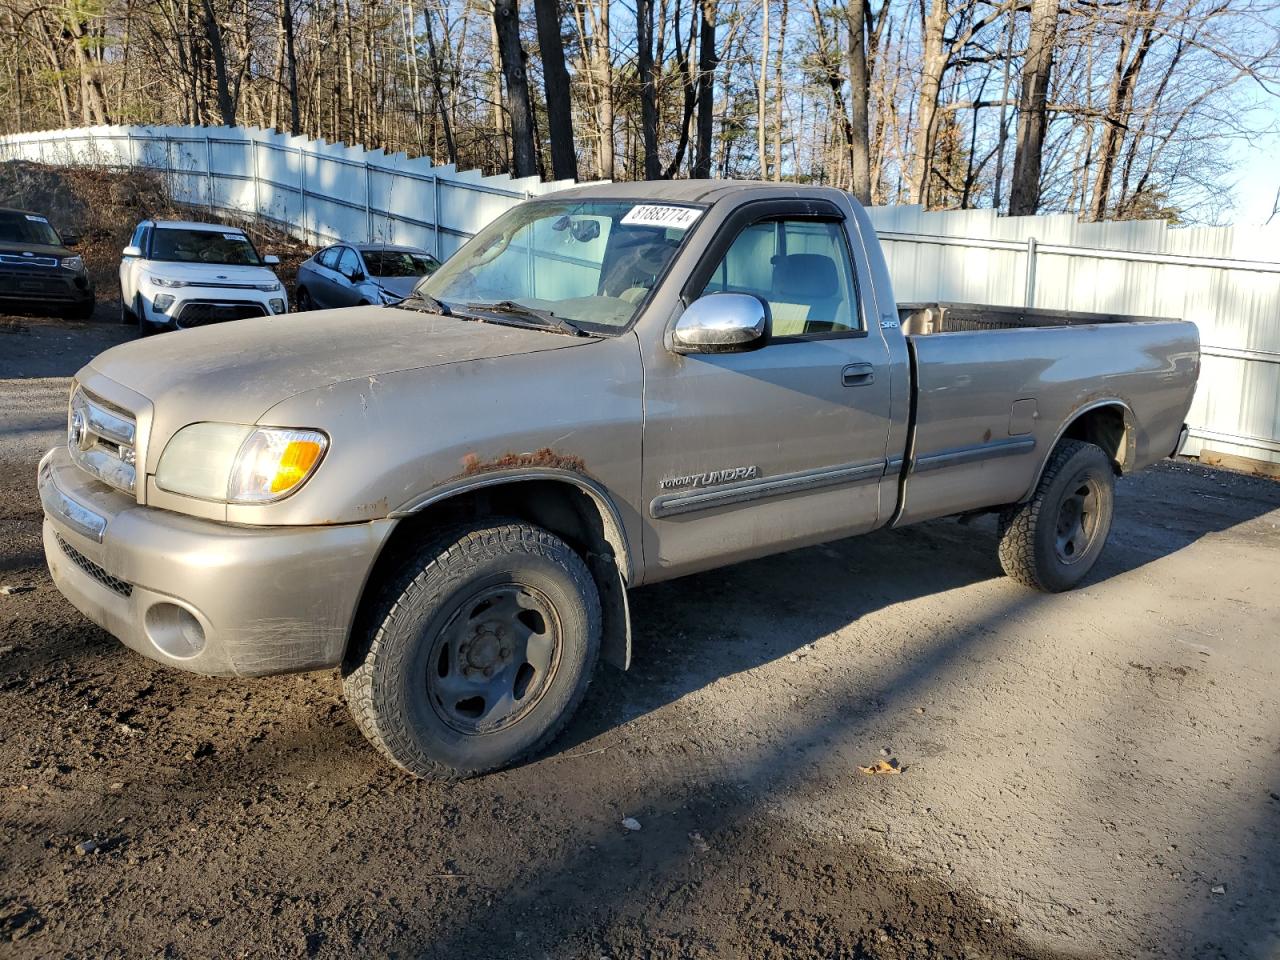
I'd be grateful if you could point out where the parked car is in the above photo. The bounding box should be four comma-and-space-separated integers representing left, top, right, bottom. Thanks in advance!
119, 220, 286, 334
0, 206, 94, 319
40, 181, 1199, 780
295, 242, 440, 309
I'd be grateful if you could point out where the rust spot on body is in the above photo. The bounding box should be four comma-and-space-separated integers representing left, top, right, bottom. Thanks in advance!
460, 447, 588, 478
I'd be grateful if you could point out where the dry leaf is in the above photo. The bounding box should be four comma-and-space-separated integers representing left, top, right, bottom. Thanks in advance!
857, 759, 902, 776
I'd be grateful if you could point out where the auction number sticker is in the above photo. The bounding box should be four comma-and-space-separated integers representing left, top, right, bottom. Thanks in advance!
223, 233, 247, 241
620, 204, 702, 230
25, 214, 49, 223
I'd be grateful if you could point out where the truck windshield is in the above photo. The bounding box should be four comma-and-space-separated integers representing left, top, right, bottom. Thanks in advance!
0, 210, 62, 247
414, 199, 705, 333
149, 228, 263, 266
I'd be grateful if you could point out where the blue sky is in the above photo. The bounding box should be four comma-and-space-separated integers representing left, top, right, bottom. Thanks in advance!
1228, 128, 1280, 225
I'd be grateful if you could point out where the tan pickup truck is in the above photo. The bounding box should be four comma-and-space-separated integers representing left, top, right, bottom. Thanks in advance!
39, 181, 1199, 778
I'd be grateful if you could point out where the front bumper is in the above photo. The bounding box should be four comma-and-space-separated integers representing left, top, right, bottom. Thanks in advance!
0, 269, 94, 305
38, 446, 395, 677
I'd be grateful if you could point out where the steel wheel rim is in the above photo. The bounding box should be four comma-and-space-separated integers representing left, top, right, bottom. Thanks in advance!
1054, 473, 1102, 565
426, 582, 562, 736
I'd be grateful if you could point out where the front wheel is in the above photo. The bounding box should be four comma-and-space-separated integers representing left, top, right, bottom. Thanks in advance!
997, 439, 1116, 592
343, 521, 601, 779
295, 286, 313, 311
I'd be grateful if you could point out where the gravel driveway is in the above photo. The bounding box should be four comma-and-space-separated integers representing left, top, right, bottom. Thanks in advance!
2, 315, 1278, 959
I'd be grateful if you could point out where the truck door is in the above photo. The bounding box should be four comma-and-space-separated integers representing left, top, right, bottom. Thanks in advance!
639, 198, 895, 580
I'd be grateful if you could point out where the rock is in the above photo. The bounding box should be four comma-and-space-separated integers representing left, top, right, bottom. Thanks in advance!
879, 747, 891, 757
1, 584, 35, 596
1211, 884, 1226, 895
689, 831, 710, 852
786, 654, 800, 662
75, 839, 99, 856
621, 817, 642, 832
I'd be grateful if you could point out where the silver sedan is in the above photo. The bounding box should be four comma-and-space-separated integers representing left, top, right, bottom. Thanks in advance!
295, 243, 441, 310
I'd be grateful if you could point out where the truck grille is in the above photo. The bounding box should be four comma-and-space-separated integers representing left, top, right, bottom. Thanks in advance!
56, 533, 133, 597
0, 269, 75, 299
174, 300, 267, 328
68, 387, 137, 496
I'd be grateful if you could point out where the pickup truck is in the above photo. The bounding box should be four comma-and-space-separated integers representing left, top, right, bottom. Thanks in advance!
38, 181, 1199, 780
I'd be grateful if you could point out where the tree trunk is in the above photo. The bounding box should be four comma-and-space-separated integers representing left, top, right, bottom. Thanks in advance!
637, 0, 661, 178
693, 0, 718, 178
493, 0, 538, 177
200, 0, 236, 125
845, 0, 871, 202
772, 0, 787, 180
281, 0, 301, 134
533, 0, 578, 179
422, 3, 459, 164
1008, 0, 1057, 215
909, 0, 947, 206
757, 0, 769, 176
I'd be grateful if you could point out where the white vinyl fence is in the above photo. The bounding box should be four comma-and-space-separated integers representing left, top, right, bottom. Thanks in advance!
0, 124, 582, 260
2, 124, 1278, 468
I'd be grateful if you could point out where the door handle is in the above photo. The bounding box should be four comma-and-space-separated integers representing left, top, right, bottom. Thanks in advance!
842, 363, 875, 387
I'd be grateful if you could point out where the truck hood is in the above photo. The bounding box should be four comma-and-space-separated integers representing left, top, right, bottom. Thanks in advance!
142, 261, 279, 285
80, 305, 595, 465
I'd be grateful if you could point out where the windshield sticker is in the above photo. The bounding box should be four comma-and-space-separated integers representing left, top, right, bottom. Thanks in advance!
620, 205, 702, 230
223, 233, 247, 241
25, 214, 49, 223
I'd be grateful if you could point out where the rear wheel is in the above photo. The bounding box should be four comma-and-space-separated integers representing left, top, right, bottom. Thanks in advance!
343, 521, 601, 779
997, 439, 1115, 592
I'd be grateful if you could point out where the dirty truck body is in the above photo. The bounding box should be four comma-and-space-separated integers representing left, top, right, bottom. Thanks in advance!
39, 181, 1199, 778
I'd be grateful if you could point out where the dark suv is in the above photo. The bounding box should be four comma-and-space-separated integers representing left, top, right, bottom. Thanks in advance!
0, 207, 95, 319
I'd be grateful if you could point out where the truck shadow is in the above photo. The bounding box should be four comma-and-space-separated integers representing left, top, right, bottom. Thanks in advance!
562, 459, 1280, 753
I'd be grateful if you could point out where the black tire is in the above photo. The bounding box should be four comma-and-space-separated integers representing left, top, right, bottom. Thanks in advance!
343, 521, 601, 779
296, 286, 313, 311
997, 439, 1116, 592
135, 295, 155, 337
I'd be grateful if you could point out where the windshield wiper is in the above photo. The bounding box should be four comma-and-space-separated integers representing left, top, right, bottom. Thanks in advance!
396, 289, 452, 316
461, 300, 588, 337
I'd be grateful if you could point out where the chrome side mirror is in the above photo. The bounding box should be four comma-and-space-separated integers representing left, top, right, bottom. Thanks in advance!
263, 254, 280, 265
671, 293, 769, 354
122, 245, 142, 258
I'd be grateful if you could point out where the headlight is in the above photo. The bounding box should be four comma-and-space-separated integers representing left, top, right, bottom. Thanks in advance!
255, 280, 282, 292
149, 275, 187, 288
156, 424, 328, 503
61, 255, 84, 272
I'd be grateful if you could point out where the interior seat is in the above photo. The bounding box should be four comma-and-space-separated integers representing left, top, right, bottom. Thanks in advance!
769, 253, 842, 335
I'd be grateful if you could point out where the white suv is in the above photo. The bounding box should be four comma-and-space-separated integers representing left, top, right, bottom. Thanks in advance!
120, 220, 286, 334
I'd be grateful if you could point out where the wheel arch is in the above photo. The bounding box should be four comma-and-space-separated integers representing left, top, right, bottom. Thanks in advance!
350, 469, 634, 670
1022, 399, 1136, 501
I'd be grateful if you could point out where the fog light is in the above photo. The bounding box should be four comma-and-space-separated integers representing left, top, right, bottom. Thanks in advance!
144, 602, 206, 659
153, 294, 175, 312
269, 298, 286, 314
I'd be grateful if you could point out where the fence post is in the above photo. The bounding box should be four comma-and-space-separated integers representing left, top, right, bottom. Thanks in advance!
299, 146, 308, 244
364, 160, 372, 243
1024, 236, 1038, 308
251, 137, 261, 220
205, 133, 215, 215
432, 173, 441, 258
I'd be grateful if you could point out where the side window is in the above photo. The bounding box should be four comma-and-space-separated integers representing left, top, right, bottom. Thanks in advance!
317, 247, 340, 270
337, 247, 361, 279
700, 219, 862, 337
139, 226, 152, 257
130, 224, 145, 247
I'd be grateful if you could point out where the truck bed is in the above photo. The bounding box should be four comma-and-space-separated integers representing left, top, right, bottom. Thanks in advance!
891, 302, 1200, 526
898, 301, 1175, 335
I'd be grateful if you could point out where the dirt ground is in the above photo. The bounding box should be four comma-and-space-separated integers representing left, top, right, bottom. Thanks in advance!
1, 314, 1278, 960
